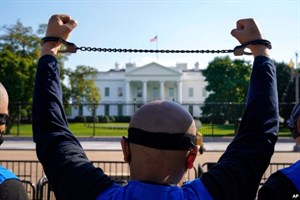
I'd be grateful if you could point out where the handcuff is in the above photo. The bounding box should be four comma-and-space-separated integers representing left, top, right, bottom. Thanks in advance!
41, 36, 272, 56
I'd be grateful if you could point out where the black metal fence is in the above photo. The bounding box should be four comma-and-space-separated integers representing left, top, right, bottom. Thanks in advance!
0, 160, 293, 200
7, 102, 296, 137
0, 160, 198, 200
201, 162, 294, 186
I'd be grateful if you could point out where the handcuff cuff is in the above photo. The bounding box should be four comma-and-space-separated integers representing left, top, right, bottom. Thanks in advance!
41, 36, 272, 56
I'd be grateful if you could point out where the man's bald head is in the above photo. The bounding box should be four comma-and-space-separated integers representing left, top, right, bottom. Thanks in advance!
129, 100, 196, 135
123, 100, 199, 184
0, 83, 8, 145
0, 83, 8, 114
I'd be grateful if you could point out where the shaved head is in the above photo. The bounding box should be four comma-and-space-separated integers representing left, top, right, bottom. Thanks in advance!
0, 83, 8, 114
124, 100, 199, 184
129, 100, 196, 135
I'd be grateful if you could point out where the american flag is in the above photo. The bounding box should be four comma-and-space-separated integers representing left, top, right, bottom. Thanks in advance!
149, 35, 157, 42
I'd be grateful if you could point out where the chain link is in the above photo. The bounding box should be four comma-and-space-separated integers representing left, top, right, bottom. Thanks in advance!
76, 46, 234, 54
43, 36, 271, 56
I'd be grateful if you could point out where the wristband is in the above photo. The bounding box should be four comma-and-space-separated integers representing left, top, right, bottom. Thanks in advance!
41, 36, 66, 45
41, 36, 77, 53
246, 39, 272, 49
233, 39, 272, 56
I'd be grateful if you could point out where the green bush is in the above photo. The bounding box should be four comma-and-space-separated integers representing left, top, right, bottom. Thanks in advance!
114, 116, 131, 122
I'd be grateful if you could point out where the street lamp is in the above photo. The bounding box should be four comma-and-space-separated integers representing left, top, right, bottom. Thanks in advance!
288, 52, 300, 103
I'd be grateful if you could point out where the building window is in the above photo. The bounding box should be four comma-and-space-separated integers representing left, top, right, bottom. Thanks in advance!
188, 88, 194, 97
137, 87, 142, 97
118, 87, 123, 97
105, 87, 110, 97
117, 104, 123, 116
153, 87, 158, 98
168, 88, 174, 97
104, 105, 110, 116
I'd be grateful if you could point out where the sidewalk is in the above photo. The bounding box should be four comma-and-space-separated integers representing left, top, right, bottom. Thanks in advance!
2, 135, 295, 142
1, 136, 297, 152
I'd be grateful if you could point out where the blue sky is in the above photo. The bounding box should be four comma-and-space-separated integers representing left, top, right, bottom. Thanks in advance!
1, 0, 299, 71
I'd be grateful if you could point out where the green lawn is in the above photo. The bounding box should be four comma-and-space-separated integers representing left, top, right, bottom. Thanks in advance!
8, 122, 291, 137
9, 123, 128, 137
199, 124, 291, 137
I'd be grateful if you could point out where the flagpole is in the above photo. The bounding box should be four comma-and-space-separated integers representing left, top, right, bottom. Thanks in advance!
150, 35, 158, 61
156, 35, 158, 60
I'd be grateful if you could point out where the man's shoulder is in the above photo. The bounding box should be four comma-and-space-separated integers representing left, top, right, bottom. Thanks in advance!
0, 166, 19, 184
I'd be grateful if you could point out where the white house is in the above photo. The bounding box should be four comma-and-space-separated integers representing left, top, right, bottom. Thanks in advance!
70, 62, 209, 118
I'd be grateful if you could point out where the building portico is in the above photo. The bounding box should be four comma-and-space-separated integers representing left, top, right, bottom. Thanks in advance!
125, 62, 182, 104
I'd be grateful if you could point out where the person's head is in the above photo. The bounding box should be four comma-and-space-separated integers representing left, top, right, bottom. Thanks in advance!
121, 100, 198, 185
0, 82, 9, 145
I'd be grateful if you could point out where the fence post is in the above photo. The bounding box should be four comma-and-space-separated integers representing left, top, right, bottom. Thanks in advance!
17, 101, 21, 136
93, 103, 96, 137
211, 103, 214, 137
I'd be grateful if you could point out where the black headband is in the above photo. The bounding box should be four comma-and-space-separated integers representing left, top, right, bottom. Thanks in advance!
127, 128, 196, 150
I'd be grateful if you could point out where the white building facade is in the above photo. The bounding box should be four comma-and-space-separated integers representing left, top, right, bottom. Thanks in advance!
70, 62, 209, 118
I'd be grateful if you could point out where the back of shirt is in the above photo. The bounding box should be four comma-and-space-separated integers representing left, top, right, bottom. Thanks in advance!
97, 179, 212, 200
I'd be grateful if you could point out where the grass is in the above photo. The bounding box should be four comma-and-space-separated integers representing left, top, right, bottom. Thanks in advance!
8, 122, 292, 137
200, 123, 291, 137
9, 123, 128, 137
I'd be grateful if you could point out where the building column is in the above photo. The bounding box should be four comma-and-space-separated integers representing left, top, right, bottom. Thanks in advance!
125, 81, 130, 115
143, 81, 147, 103
160, 81, 165, 100
126, 81, 130, 103
177, 81, 182, 103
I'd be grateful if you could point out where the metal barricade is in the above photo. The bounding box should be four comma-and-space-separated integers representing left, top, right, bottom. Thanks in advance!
92, 161, 130, 183
0, 160, 44, 186
1, 160, 44, 199
201, 162, 293, 185
36, 176, 54, 200
260, 162, 293, 185
3, 160, 292, 199
22, 180, 36, 200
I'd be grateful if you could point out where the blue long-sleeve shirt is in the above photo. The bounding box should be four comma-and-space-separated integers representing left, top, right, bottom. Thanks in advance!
33, 55, 278, 200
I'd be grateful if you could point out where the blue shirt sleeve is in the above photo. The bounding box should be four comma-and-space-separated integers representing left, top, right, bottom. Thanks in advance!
201, 56, 279, 200
32, 55, 114, 200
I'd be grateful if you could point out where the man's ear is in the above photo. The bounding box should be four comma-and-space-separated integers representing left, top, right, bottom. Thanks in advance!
186, 146, 199, 169
121, 137, 131, 163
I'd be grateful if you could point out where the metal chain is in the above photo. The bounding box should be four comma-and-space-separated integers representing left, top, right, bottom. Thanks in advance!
76, 46, 234, 54
42, 36, 271, 56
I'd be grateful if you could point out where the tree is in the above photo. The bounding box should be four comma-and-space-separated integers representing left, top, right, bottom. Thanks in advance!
0, 20, 70, 134
275, 61, 298, 122
0, 20, 40, 133
201, 56, 252, 123
275, 61, 293, 102
67, 65, 100, 116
